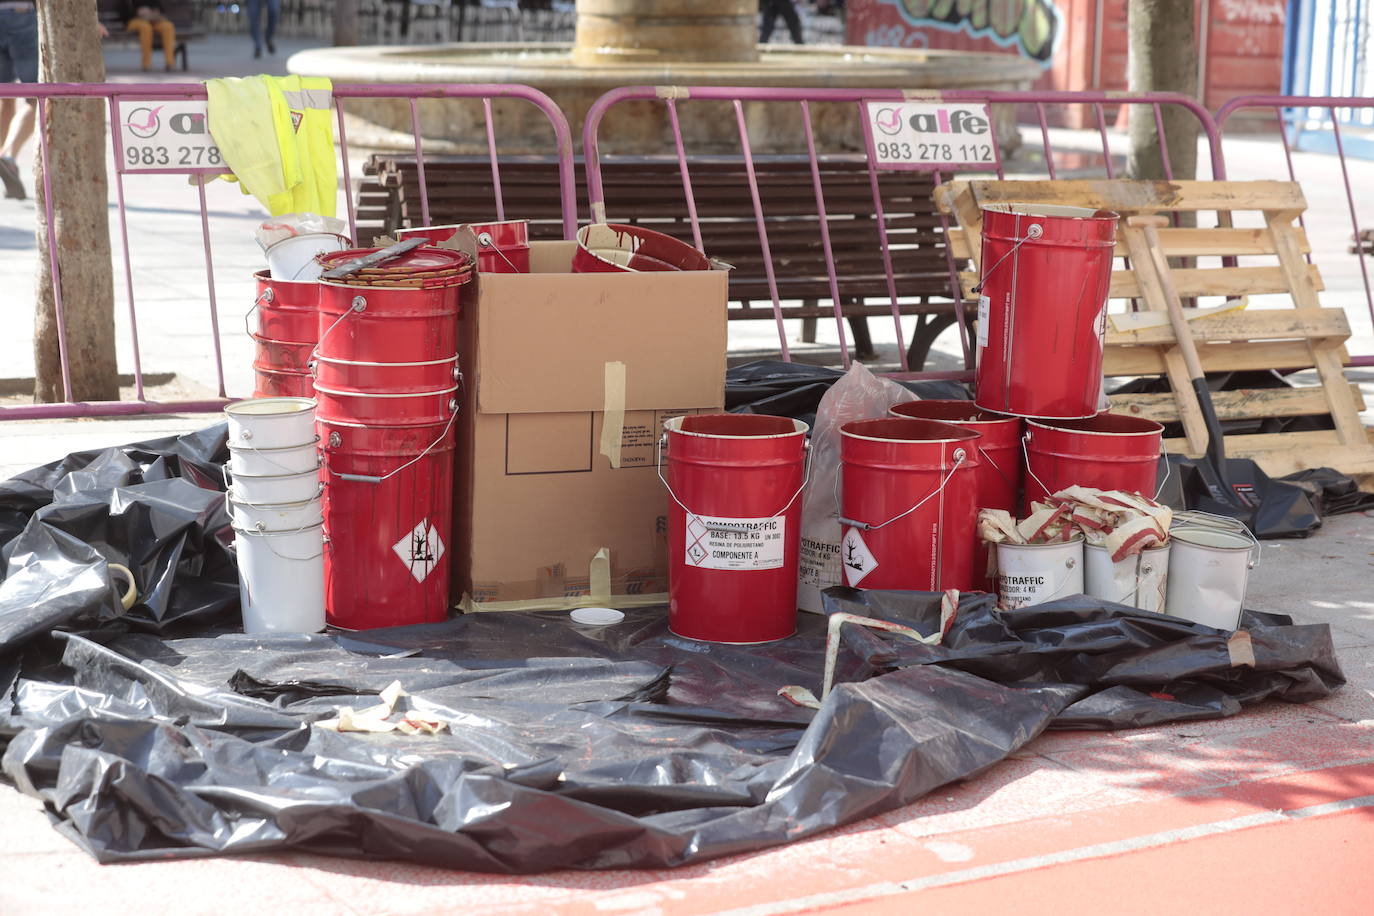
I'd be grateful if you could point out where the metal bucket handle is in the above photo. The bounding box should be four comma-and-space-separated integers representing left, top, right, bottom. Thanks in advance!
1020, 430, 1172, 503
1171, 510, 1261, 568
477, 231, 520, 272
244, 288, 273, 338
223, 479, 324, 509
328, 406, 459, 485
971, 222, 1043, 295
227, 435, 321, 476
236, 523, 327, 561
836, 448, 968, 532
656, 434, 812, 528
311, 295, 367, 363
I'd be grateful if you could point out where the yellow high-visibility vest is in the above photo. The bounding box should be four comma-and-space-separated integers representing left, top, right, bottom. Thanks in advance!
205, 75, 337, 218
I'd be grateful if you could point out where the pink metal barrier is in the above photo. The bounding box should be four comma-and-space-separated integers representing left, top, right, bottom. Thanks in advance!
0, 82, 575, 421
583, 87, 1223, 379
1215, 95, 1374, 367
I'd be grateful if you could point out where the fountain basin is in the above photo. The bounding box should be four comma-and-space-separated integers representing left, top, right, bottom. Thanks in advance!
289, 43, 1040, 155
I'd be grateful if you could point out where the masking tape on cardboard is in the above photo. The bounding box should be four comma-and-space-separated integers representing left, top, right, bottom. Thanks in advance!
1227, 629, 1256, 668
599, 360, 628, 469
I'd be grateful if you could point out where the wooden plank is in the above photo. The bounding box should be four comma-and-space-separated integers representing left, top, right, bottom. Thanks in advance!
1109, 384, 1364, 424
947, 226, 1311, 260
1105, 307, 1351, 347
1103, 340, 1348, 375
1119, 223, 1209, 454
1161, 429, 1374, 477
965, 179, 1307, 215
957, 264, 1328, 300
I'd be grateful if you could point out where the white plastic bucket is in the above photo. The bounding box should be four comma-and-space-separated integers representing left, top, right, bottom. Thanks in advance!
224, 397, 318, 449
1085, 543, 1170, 614
1165, 519, 1258, 631
226, 468, 322, 505
227, 492, 323, 531
228, 439, 320, 476
233, 523, 325, 633
996, 536, 1084, 610
266, 232, 349, 282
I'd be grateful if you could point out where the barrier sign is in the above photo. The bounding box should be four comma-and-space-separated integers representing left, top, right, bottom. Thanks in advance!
863, 101, 998, 170
115, 100, 223, 173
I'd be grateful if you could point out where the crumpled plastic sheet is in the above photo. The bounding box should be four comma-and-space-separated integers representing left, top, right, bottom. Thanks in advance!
0, 424, 1348, 872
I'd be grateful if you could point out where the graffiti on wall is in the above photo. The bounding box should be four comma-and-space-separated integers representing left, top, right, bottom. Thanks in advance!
863, 0, 1063, 64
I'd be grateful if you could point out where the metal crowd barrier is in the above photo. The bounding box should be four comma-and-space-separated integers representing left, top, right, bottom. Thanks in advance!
0, 81, 576, 420
1215, 95, 1374, 368
582, 87, 1222, 378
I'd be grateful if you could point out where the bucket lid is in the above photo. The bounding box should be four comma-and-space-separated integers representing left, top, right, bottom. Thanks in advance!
577, 223, 714, 272
224, 396, 317, 419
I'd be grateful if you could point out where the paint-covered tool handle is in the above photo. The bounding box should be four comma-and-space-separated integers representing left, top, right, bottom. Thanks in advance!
318, 237, 425, 280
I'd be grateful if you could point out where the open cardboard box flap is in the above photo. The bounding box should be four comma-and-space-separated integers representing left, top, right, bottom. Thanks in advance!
470, 240, 728, 415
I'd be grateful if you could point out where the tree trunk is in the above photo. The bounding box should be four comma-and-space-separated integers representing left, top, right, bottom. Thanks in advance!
1126, 0, 1199, 182
33, 0, 117, 403
334, 0, 360, 46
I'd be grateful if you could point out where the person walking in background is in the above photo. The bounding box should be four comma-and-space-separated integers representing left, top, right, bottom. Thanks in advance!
121, 2, 177, 72
246, 0, 280, 59
0, 0, 37, 200
760, 0, 804, 45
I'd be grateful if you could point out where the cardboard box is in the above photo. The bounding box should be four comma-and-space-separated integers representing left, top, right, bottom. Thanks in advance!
452, 238, 727, 611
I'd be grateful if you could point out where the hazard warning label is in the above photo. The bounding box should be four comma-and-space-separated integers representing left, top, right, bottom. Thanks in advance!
841, 527, 879, 586
685, 514, 785, 571
393, 519, 446, 583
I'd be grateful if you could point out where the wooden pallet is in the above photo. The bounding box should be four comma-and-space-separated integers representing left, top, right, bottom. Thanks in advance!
933, 179, 1374, 479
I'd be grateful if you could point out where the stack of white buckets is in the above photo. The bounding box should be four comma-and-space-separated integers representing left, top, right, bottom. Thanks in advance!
224, 397, 327, 633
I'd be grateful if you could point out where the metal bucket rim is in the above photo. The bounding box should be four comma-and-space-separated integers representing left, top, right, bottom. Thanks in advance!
1028, 415, 1164, 437
841, 417, 980, 445
233, 522, 324, 538
315, 354, 459, 369
313, 383, 460, 399
227, 492, 322, 510
997, 535, 1085, 550
1169, 528, 1255, 551
250, 333, 315, 347
227, 437, 320, 454
891, 400, 1018, 427
224, 396, 317, 419
253, 267, 318, 290
664, 414, 808, 440
226, 467, 320, 483
1085, 542, 1170, 557
982, 203, 1120, 221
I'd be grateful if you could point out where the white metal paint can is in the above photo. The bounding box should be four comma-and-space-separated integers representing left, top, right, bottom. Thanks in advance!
228, 439, 320, 477
227, 492, 323, 532
1084, 543, 1170, 614
233, 523, 325, 634
225, 467, 323, 505
996, 536, 1084, 610
224, 397, 318, 449
1164, 521, 1258, 631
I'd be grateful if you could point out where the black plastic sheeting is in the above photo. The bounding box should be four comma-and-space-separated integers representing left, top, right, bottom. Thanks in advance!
727, 360, 968, 427
0, 425, 1348, 872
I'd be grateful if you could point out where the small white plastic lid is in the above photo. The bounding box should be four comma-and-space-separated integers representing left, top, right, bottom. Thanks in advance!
570, 607, 625, 626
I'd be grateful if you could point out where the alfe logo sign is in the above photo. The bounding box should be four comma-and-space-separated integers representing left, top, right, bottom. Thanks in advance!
115, 99, 223, 172
863, 100, 998, 171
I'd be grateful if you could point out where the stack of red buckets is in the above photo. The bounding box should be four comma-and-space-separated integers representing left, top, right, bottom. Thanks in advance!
251, 270, 318, 398
311, 246, 474, 630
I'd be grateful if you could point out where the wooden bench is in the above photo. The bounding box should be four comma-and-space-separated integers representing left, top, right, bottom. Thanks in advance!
357, 154, 968, 369
98, 0, 205, 72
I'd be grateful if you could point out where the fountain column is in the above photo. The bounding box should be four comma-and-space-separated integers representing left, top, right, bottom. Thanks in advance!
572, 0, 760, 65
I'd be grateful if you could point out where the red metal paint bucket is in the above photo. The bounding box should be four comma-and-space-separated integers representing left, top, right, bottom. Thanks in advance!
312, 355, 460, 394
313, 385, 458, 427
316, 282, 460, 365
253, 270, 318, 344
663, 414, 808, 644
839, 418, 982, 593
397, 220, 531, 274
320, 418, 455, 629
1023, 413, 1164, 509
252, 336, 313, 372
975, 204, 1119, 419
252, 366, 313, 399
889, 400, 1021, 591
574, 223, 713, 273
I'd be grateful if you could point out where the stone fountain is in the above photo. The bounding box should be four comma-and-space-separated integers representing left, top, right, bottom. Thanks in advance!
288, 0, 1039, 154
